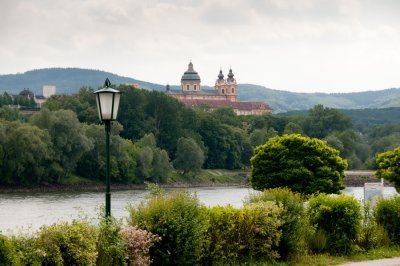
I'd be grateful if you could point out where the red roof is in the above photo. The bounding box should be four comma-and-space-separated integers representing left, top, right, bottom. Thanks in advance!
179, 99, 272, 111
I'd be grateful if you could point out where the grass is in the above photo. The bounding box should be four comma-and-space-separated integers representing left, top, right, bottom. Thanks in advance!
253, 246, 400, 266
167, 169, 249, 185
59, 174, 99, 185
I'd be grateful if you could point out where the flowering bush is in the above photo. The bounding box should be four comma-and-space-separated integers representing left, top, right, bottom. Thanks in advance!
119, 226, 160, 266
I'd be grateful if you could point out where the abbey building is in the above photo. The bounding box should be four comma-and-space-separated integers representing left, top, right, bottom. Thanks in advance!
166, 62, 272, 115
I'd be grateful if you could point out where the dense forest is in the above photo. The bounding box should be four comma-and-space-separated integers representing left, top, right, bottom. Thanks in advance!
1, 85, 400, 186
1, 68, 400, 113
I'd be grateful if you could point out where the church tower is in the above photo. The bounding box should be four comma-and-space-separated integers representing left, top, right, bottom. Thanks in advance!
181, 61, 201, 92
214, 68, 237, 102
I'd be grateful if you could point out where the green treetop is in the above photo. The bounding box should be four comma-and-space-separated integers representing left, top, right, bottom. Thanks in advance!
250, 134, 347, 195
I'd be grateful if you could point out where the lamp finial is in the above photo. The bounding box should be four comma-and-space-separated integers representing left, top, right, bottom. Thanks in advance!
104, 78, 111, 88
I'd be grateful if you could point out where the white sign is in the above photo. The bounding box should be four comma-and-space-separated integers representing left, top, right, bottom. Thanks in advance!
364, 182, 383, 206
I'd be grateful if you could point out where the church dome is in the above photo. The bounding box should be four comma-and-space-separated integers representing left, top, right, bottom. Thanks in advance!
218, 69, 224, 80
181, 61, 201, 81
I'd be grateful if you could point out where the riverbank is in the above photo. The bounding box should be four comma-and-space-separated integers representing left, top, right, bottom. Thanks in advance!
0, 170, 392, 193
0, 170, 249, 193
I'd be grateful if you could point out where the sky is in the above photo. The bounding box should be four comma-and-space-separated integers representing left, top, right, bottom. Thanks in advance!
1, 0, 400, 93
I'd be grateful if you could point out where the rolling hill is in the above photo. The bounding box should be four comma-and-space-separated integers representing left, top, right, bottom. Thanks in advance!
1, 68, 399, 113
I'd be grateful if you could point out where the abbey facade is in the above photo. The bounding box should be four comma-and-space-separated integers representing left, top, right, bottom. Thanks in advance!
166, 62, 272, 115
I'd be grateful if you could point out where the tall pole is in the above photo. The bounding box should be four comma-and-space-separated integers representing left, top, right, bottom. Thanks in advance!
105, 120, 111, 217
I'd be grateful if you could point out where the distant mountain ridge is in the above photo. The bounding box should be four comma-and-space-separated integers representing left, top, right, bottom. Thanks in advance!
238, 84, 400, 113
1, 68, 399, 113
0, 68, 170, 95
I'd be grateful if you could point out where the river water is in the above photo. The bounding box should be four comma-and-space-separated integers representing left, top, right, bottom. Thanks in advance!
0, 186, 398, 235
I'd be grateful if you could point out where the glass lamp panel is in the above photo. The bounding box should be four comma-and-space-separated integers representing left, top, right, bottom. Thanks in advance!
98, 92, 115, 120
112, 93, 121, 120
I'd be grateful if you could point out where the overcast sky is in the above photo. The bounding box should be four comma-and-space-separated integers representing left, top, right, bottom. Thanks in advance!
1, 0, 400, 93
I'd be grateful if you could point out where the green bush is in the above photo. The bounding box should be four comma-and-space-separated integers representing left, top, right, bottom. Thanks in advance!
203, 202, 282, 264
308, 194, 362, 255
35, 220, 98, 265
0, 233, 14, 265
308, 228, 328, 253
374, 196, 400, 244
357, 204, 391, 250
128, 191, 207, 266
11, 234, 43, 265
96, 216, 127, 266
357, 219, 390, 250
245, 187, 309, 260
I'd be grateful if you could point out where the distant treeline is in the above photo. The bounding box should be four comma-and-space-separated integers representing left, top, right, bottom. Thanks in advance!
2, 68, 400, 113
0, 85, 399, 185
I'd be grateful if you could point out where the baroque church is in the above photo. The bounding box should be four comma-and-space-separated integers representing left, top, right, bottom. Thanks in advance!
166, 62, 272, 115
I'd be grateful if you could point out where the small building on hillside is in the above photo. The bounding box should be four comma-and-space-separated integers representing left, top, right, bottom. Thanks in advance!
166, 62, 272, 115
11, 85, 57, 108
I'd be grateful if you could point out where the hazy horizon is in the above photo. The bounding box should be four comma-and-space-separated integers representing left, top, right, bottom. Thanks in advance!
1, 1, 400, 93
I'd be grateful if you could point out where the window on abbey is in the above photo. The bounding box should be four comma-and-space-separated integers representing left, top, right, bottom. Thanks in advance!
222, 89, 225, 94
187, 85, 189, 90
232, 88, 234, 93
194, 85, 197, 90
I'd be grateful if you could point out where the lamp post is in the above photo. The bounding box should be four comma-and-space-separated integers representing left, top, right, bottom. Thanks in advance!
94, 78, 121, 217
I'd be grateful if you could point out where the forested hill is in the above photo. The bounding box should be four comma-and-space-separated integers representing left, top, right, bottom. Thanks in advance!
1, 68, 400, 113
238, 84, 400, 113
279, 107, 400, 126
0, 68, 171, 95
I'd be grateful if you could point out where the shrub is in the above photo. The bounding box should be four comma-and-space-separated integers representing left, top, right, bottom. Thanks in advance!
374, 196, 400, 244
357, 204, 391, 250
308, 194, 362, 255
203, 202, 282, 264
245, 187, 309, 260
357, 219, 390, 250
119, 226, 160, 266
96, 216, 127, 266
0, 233, 14, 265
128, 191, 207, 266
308, 228, 328, 253
11, 234, 42, 265
35, 220, 98, 265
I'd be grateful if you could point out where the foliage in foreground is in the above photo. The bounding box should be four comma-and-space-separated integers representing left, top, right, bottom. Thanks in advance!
245, 187, 309, 260
308, 194, 363, 255
128, 191, 207, 266
374, 196, 400, 245
203, 202, 282, 264
250, 134, 347, 195
376, 146, 400, 192
1, 192, 400, 265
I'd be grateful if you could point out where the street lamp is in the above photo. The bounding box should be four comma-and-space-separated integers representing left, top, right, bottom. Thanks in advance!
94, 78, 121, 217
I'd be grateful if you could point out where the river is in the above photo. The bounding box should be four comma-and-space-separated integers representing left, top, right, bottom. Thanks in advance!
0, 186, 398, 235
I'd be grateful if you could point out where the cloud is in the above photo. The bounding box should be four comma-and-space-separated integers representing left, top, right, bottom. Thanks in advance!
1, 0, 400, 92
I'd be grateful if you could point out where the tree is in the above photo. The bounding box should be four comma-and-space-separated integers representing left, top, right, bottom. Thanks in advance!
134, 133, 172, 182
0, 121, 52, 184
376, 146, 400, 192
250, 134, 347, 195
303, 105, 352, 138
174, 137, 205, 174
250, 127, 277, 148
43, 87, 98, 123
0, 106, 22, 121
152, 148, 172, 182
283, 122, 303, 135
30, 109, 93, 182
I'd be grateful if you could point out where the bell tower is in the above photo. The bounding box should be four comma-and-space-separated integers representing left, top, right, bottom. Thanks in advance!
214, 68, 237, 102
